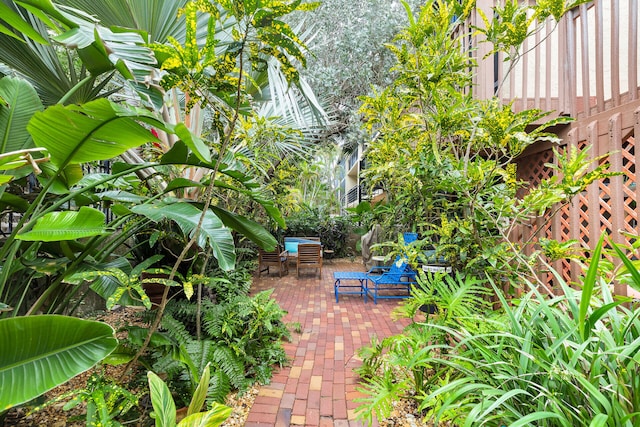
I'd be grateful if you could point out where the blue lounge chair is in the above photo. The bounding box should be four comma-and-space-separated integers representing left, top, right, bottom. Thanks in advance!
365, 257, 417, 304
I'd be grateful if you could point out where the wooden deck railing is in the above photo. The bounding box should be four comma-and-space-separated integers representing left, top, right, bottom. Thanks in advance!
471, 0, 639, 123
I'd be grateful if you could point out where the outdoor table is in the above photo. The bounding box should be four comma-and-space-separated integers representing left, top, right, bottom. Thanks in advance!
333, 271, 367, 303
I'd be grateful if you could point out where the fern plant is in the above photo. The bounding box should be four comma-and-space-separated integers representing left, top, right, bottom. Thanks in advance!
126, 288, 290, 407
356, 271, 498, 426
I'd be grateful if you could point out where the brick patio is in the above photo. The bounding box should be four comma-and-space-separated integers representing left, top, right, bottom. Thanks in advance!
247, 259, 412, 427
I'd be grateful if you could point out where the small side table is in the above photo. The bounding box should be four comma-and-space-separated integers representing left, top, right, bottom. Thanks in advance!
422, 264, 453, 274
371, 255, 386, 266
323, 249, 334, 263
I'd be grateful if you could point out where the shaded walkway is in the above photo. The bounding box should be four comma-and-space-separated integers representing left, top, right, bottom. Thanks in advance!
246, 259, 411, 427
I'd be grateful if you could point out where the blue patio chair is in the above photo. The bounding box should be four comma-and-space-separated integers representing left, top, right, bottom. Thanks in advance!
365, 257, 417, 304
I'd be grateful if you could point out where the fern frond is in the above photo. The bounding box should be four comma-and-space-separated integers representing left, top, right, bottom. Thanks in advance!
212, 345, 247, 390
161, 313, 193, 347
437, 273, 492, 320
186, 339, 214, 376
207, 369, 231, 404
354, 369, 409, 426
203, 304, 227, 339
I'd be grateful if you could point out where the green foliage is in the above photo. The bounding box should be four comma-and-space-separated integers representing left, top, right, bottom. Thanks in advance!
355, 369, 408, 425
147, 363, 232, 427
358, 237, 640, 426
476, 0, 591, 60
32, 371, 139, 427
276, 209, 353, 257
357, 0, 612, 287
0, 315, 117, 410
0, 0, 324, 316
151, 0, 319, 116
296, 0, 425, 134
128, 287, 290, 405
356, 272, 495, 425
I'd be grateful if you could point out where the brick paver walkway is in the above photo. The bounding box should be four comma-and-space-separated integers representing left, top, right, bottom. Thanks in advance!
246, 259, 411, 427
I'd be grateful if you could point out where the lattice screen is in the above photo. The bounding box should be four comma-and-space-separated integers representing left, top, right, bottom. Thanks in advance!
622, 134, 637, 243
516, 149, 555, 198
559, 201, 572, 283
516, 148, 555, 288
577, 139, 590, 247
598, 155, 613, 248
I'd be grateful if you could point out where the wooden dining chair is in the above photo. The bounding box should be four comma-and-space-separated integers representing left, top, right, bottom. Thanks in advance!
258, 245, 289, 277
296, 243, 322, 278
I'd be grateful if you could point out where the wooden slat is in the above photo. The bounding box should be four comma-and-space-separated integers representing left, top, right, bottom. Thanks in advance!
563, 10, 576, 117
567, 129, 582, 283
608, 113, 625, 296
595, 0, 605, 111
635, 108, 640, 225
534, 17, 541, 109
611, 0, 621, 107
630, 0, 638, 100
522, 26, 529, 112
580, 3, 591, 115
587, 121, 600, 246
608, 113, 624, 245
509, 45, 516, 103
545, 17, 553, 112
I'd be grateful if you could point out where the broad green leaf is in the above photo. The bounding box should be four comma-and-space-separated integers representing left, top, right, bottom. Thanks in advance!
579, 234, 605, 340
165, 178, 205, 193
97, 190, 148, 204
0, 191, 30, 213
131, 201, 236, 271
175, 123, 211, 163
27, 99, 160, 167
589, 414, 609, 427
178, 404, 232, 427
16, 206, 107, 241
0, 315, 117, 410
37, 163, 84, 193
102, 344, 135, 365
0, 2, 49, 44
209, 206, 276, 251
0, 77, 43, 154
147, 371, 177, 427
130, 254, 165, 277
187, 363, 210, 416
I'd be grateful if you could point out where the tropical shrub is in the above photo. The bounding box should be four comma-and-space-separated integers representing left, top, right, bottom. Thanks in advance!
124, 287, 290, 406
32, 370, 140, 427
355, 271, 496, 424
357, 0, 602, 287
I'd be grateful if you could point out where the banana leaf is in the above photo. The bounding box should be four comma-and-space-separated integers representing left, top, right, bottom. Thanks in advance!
16, 206, 107, 241
27, 98, 162, 168
0, 76, 43, 154
131, 201, 236, 271
0, 314, 117, 410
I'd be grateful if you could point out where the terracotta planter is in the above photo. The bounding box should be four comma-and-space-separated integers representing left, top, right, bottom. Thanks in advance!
140, 272, 170, 309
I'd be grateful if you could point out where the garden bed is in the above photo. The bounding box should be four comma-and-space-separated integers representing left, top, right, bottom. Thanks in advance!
2, 307, 259, 427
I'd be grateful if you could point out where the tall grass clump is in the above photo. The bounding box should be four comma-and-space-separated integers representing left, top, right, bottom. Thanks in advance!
356, 236, 640, 426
